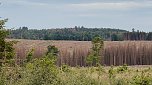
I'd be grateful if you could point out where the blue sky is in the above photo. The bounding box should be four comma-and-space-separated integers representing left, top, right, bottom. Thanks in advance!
0, 0, 152, 32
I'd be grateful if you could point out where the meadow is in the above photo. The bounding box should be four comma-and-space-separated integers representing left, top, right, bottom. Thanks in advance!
0, 39, 151, 85
1, 63, 152, 85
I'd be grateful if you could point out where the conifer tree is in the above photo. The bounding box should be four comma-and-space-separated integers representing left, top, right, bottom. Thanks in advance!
0, 19, 16, 66
86, 36, 104, 66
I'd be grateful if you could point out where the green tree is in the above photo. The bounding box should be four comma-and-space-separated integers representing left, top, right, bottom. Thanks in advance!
46, 45, 58, 56
46, 45, 59, 62
0, 19, 16, 66
86, 36, 104, 66
25, 48, 34, 63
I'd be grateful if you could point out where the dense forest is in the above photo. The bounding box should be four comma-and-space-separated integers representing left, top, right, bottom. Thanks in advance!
8, 27, 152, 41
8, 26, 126, 41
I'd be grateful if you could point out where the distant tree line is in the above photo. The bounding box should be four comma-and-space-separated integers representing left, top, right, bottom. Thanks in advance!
123, 28, 152, 41
8, 26, 126, 41
8, 27, 152, 41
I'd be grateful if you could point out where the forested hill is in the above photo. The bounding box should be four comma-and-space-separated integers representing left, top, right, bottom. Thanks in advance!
8, 27, 127, 41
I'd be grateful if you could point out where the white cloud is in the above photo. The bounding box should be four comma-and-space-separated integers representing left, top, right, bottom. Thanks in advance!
2, 0, 151, 10
1, 0, 48, 6
69, 1, 152, 10
2, 0, 152, 10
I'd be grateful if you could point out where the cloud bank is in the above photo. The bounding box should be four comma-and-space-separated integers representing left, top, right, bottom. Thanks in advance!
0, 0, 152, 31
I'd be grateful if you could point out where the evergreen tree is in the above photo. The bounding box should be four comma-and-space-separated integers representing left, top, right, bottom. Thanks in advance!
46, 45, 59, 62
46, 45, 58, 56
86, 36, 104, 66
25, 48, 34, 63
0, 19, 16, 66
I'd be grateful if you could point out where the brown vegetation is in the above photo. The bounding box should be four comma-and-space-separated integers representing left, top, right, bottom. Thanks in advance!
12, 39, 152, 66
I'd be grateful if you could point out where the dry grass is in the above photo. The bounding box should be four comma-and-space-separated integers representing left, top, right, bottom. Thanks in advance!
10, 39, 152, 66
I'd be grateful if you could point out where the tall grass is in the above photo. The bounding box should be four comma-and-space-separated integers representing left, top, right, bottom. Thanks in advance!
13, 39, 152, 66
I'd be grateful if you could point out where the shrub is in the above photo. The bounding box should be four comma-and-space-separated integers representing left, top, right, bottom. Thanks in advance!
25, 48, 34, 63
117, 64, 128, 73
131, 71, 152, 85
22, 57, 60, 85
61, 64, 70, 72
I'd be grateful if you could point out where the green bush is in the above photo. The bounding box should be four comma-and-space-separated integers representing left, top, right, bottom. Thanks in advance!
117, 64, 128, 73
131, 71, 152, 85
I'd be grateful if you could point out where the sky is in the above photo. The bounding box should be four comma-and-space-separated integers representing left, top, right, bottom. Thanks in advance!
0, 0, 152, 32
